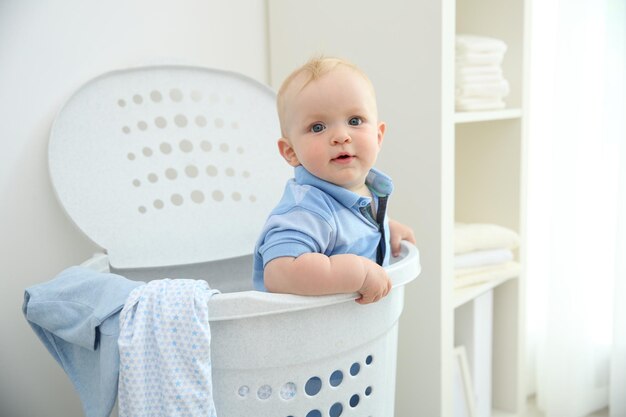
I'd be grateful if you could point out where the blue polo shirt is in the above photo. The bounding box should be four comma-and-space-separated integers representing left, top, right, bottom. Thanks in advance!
253, 165, 393, 291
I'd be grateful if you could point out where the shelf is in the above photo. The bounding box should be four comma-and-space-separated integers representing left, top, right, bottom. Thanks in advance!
454, 108, 522, 124
454, 274, 519, 308
492, 409, 518, 417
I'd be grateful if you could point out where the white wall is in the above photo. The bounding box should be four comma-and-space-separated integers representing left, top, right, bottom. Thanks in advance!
0, 1, 268, 416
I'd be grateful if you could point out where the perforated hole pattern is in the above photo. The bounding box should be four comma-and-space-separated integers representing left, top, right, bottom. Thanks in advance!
116, 88, 257, 214
236, 355, 375, 417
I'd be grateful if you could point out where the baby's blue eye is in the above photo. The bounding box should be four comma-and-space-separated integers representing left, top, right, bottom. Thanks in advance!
311, 123, 325, 133
348, 117, 362, 126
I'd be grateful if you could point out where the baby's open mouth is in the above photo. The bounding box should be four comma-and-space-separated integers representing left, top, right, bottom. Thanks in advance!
332, 153, 355, 164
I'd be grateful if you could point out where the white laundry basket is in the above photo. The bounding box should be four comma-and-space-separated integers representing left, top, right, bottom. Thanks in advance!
48, 66, 421, 417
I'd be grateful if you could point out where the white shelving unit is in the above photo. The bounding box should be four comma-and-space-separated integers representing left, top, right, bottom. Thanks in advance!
267, 0, 529, 416
454, 0, 528, 414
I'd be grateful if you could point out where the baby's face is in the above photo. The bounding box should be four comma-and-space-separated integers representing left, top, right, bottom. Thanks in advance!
279, 67, 385, 195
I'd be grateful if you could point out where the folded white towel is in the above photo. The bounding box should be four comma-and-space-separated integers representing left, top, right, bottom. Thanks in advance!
454, 261, 521, 290
455, 222, 520, 254
456, 80, 510, 98
455, 248, 514, 269
456, 71, 506, 85
455, 98, 506, 111
456, 64, 503, 77
456, 34, 508, 54
456, 52, 505, 66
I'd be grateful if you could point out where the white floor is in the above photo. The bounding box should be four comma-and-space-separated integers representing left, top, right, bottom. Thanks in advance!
524, 396, 609, 417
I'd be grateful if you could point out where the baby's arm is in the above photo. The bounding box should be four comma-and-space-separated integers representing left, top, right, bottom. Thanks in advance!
388, 218, 417, 258
264, 253, 391, 304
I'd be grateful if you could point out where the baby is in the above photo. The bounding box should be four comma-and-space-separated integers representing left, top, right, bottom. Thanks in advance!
253, 57, 415, 304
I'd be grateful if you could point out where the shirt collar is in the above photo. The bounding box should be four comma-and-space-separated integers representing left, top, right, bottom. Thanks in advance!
294, 165, 393, 208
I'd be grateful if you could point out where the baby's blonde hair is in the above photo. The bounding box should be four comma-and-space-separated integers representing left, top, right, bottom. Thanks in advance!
276, 56, 376, 137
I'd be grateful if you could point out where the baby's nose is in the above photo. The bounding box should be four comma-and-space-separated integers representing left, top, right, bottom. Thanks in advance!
331, 127, 351, 144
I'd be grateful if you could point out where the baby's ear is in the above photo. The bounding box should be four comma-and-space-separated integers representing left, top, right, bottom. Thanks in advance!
377, 122, 386, 148
277, 138, 300, 167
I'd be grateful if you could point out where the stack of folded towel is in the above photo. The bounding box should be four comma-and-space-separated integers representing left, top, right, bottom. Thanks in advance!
454, 222, 521, 289
456, 34, 510, 112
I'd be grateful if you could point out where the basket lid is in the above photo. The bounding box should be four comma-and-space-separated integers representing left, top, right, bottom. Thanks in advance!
49, 66, 291, 269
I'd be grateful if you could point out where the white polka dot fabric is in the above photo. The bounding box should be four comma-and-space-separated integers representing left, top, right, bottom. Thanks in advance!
118, 279, 219, 417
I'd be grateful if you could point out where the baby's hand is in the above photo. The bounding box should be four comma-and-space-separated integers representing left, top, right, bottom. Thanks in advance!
389, 219, 417, 258
357, 258, 392, 304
